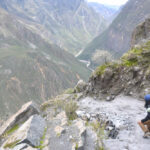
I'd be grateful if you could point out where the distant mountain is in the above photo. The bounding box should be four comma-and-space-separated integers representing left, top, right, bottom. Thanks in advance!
79, 0, 150, 67
88, 2, 120, 22
0, 0, 108, 55
0, 7, 91, 117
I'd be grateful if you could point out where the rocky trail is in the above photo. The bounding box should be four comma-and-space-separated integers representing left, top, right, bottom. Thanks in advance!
78, 96, 150, 150
0, 94, 150, 150
42, 94, 150, 150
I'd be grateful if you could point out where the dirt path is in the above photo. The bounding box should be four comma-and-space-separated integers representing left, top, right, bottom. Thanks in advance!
78, 95, 150, 150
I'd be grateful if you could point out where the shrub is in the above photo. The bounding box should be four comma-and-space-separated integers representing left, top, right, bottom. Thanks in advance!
64, 100, 78, 120
4, 140, 21, 149
1, 124, 19, 139
64, 88, 74, 94
94, 64, 108, 76
90, 121, 106, 150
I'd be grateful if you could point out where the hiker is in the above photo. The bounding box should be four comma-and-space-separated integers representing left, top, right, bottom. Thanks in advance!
138, 94, 150, 138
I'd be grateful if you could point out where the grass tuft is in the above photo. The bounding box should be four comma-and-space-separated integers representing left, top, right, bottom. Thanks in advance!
4, 140, 21, 149
64, 100, 78, 121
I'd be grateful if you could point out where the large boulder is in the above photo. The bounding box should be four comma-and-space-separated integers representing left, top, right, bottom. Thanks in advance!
2, 115, 46, 148
0, 102, 40, 138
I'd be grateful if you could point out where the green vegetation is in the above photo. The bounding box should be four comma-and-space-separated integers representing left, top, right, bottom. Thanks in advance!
4, 140, 21, 149
1, 124, 19, 139
96, 146, 105, 150
94, 43, 150, 77
54, 99, 65, 112
64, 88, 74, 94
56, 133, 61, 137
121, 48, 142, 60
64, 100, 78, 121
95, 64, 108, 76
94, 62, 119, 76
122, 58, 138, 67
40, 101, 54, 112
90, 121, 106, 150
34, 128, 47, 150
75, 143, 79, 150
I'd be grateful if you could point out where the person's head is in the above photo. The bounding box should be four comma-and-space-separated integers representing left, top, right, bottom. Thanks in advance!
144, 94, 150, 108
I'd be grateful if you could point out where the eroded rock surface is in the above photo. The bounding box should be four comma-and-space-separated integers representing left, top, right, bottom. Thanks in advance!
2, 115, 46, 148
0, 101, 40, 138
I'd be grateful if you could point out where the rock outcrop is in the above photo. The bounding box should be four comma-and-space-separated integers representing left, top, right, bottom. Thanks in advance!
79, 0, 150, 67
84, 18, 150, 100
0, 102, 40, 139
2, 115, 46, 149
74, 80, 87, 93
131, 18, 150, 47
0, 102, 44, 150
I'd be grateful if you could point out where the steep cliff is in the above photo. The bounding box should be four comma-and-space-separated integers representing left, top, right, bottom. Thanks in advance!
79, 0, 150, 66
85, 18, 150, 100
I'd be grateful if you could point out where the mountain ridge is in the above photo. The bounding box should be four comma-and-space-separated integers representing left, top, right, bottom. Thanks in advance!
79, 0, 150, 67
0, 0, 108, 55
0, 7, 91, 118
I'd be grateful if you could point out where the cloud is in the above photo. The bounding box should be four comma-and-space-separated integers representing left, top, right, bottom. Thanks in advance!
87, 0, 128, 6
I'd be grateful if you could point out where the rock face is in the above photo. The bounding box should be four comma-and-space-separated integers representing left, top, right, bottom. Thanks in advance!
131, 18, 150, 47
84, 18, 150, 100
0, 102, 46, 150
88, 2, 119, 22
74, 80, 87, 93
79, 0, 150, 66
2, 115, 46, 148
0, 102, 40, 138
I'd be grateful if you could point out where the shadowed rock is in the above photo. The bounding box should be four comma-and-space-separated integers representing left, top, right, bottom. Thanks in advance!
2, 115, 46, 148
0, 101, 40, 138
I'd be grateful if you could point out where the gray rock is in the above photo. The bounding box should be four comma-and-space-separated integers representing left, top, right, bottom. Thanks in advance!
2, 115, 46, 148
72, 119, 86, 150
0, 101, 40, 138
76, 110, 85, 118
75, 80, 87, 93
55, 126, 66, 135
12, 143, 38, 150
131, 18, 150, 47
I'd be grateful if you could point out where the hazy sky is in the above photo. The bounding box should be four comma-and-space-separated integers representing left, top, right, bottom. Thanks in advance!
87, 0, 128, 6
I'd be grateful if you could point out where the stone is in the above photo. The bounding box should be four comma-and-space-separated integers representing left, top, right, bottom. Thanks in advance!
0, 101, 40, 138
103, 68, 114, 81
74, 119, 86, 150
86, 113, 91, 120
131, 18, 150, 47
55, 126, 66, 135
133, 66, 141, 72
76, 110, 85, 118
75, 80, 87, 93
106, 96, 112, 101
2, 115, 46, 148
